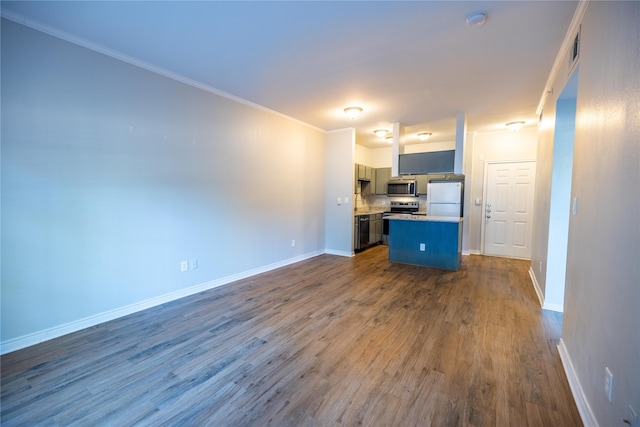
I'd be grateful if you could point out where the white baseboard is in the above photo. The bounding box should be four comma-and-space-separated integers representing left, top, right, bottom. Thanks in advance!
465, 249, 481, 255
542, 301, 564, 312
529, 267, 545, 308
557, 339, 599, 427
529, 267, 564, 312
0, 250, 325, 355
324, 249, 354, 257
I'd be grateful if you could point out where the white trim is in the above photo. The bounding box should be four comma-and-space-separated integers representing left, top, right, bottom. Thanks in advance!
324, 249, 355, 257
0, 250, 324, 355
558, 339, 599, 427
466, 249, 481, 255
530, 261, 563, 312
536, 0, 590, 114
0, 10, 324, 134
529, 266, 545, 308
542, 301, 564, 313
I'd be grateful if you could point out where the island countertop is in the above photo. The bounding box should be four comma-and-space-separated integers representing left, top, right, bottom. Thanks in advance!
386, 214, 463, 223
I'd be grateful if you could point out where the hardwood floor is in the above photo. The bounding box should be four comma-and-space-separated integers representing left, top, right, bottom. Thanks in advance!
1, 246, 582, 426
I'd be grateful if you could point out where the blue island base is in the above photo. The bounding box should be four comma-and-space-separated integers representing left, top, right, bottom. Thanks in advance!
388, 218, 462, 271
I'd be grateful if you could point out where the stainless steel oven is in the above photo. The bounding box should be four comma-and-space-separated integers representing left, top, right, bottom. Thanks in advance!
382, 201, 420, 244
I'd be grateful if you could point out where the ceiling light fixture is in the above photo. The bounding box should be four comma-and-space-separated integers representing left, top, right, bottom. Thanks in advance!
466, 11, 488, 27
374, 129, 388, 138
505, 121, 525, 131
343, 106, 363, 119
417, 132, 432, 141
386, 136, 394, 144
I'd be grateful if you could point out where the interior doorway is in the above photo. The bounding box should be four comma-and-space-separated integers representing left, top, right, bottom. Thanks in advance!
482, 161, 537, 259
542, 69, 579, 312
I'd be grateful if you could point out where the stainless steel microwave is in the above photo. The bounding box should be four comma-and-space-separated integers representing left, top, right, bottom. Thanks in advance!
387, 180, 417, 197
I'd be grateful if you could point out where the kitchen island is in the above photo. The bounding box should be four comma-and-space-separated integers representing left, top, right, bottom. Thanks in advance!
387, 214, 463, 271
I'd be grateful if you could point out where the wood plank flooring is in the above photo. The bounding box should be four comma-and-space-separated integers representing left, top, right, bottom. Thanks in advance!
1, 246, 582, 426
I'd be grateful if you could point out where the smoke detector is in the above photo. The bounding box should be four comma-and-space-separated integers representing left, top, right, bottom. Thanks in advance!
466, 11, 488, 27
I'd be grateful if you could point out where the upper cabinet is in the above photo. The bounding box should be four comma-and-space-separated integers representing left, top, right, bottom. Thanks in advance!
375, 167, 391, 195
355, 163, 375, 195
356, 164, 372, 181
399, 151, 455, 175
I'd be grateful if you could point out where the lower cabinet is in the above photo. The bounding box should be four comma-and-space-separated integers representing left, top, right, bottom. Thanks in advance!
369, 214, 382, 245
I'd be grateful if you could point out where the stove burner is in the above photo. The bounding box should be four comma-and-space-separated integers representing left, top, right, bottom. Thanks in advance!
388, 201, 419, 214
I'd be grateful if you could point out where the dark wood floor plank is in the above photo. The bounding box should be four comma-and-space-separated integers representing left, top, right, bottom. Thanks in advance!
1, 246, 582, 426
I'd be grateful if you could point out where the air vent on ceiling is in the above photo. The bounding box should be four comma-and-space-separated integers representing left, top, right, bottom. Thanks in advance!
569, 25, 581, 70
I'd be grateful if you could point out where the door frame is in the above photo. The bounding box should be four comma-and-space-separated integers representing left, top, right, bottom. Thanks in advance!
480, 159, 536, 256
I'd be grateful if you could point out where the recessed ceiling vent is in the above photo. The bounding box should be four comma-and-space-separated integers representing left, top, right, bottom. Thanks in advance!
569, 26, 581, 69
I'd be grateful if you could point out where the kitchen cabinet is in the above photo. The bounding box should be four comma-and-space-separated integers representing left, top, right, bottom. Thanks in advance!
369, 213, 382, 244
416, 175, 429, 195
356, 163, 372, 181
355, 163, 375, 195
365, 165, 373, 181
375, 167, 391, 195
399, 150, 455, 175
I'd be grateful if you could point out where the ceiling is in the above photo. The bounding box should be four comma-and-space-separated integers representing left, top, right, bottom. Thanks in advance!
1, 1, 578, 148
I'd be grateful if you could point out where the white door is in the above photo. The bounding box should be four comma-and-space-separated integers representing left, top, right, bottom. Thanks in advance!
484, 161, 536, 259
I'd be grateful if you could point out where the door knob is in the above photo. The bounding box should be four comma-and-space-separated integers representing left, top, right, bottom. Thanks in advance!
486, 215, 491, 219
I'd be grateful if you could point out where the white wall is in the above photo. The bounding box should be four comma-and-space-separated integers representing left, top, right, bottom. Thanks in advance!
467, 129, 538, 253
354, 143, 373, 167
404, 141, 455, 154
531, 2, 640, 426
1, 20, 326, 349
325, 129, 355, 256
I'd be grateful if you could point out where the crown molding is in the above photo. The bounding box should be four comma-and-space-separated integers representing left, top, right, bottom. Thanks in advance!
536, 0, 589, 115
0, 10, 325, 134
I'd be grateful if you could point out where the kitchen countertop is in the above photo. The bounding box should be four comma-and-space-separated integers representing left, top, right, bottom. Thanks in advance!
386, 214, 463, 223
354, 209, 388, 216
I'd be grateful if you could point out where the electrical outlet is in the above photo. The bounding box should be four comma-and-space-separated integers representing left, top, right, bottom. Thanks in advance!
604, 367, 614, 402
419, 243, 425, 251
291, 239, 296, 247
539, 261, 543, 273
180, 261, 189, 273
190, 259, 198, 270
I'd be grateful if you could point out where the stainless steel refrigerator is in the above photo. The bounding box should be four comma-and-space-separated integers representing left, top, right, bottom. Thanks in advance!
427, 182, 463, 217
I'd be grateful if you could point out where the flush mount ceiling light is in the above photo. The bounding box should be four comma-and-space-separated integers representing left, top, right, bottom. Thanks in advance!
466, 11, 488, 27
386, 136, 394, 144
374, 129, 388, 138
343, 106, 363, 119
505, 121, 525, 131
417, 132, 432, 141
